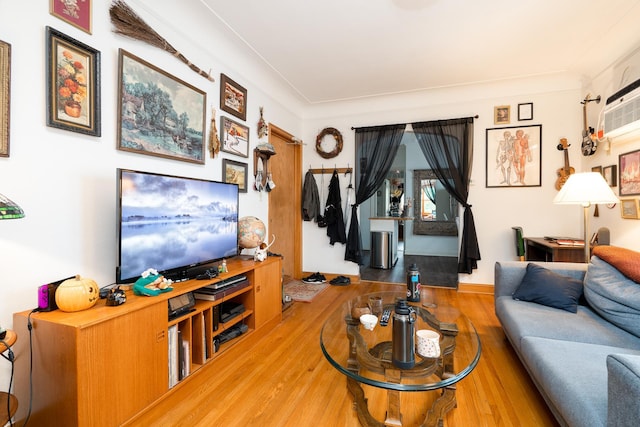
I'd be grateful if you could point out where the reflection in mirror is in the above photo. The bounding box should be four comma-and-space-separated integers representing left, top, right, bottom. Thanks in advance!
413, 169, 458, 236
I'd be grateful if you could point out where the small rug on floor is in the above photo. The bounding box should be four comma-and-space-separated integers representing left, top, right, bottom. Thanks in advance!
283, 280, 329, 302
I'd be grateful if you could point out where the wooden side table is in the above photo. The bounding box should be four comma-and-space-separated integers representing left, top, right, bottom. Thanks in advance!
1, 329, 18, 424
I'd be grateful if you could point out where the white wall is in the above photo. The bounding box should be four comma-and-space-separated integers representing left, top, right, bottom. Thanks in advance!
299, 64, 640, 282
0, 0, 302, 387
301, 75, 591, 282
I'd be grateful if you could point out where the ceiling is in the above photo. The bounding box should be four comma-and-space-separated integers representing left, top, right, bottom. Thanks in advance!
200, 0, 640, 104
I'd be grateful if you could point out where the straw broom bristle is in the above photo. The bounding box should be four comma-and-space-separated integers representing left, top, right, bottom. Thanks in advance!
109, 0, 214, 82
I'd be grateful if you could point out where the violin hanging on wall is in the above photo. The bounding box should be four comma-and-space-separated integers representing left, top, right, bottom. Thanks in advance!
555, 138, 575, 190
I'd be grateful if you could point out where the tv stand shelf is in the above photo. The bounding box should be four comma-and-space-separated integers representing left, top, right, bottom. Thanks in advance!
12, 256, 282, 427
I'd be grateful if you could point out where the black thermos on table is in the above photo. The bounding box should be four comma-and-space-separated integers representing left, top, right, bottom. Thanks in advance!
392, 299, 417, 369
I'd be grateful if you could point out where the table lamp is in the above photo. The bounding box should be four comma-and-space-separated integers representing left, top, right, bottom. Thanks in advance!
0, 193, 24, 219
553, 172, 619, 263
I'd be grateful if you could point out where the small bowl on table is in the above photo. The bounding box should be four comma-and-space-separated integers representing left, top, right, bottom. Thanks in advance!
360, 314, 378, 331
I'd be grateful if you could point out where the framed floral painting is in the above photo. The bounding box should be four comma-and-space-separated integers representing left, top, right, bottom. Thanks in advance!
46, 27, 101, 136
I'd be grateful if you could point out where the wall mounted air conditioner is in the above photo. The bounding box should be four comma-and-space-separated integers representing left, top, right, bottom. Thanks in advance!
603, 78, 640, 140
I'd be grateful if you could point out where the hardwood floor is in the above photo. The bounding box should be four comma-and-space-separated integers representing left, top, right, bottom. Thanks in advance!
126, 281, 558, 427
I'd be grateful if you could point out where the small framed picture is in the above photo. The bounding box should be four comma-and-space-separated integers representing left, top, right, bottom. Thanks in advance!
518, 103, 533, 121
222, 159, 248, 193
494, 105, 510, 125
1, 40, 10, 157
46, 27, 101, 136
603, 165, 617, 187
620, 199, 640, 219
220, 116, 249, 157
591, 165, 603, 175
220, 74, 247, 121
50, 0, 92, 34
619, 149, 640, 196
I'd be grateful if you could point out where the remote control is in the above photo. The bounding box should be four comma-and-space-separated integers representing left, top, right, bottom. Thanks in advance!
380, 308, 391, 326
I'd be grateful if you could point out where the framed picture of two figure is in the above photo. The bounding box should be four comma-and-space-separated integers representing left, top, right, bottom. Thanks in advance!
486, 124, 542, 188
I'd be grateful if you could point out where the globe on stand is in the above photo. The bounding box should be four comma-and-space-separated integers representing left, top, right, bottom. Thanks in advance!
238, 216, 266, 250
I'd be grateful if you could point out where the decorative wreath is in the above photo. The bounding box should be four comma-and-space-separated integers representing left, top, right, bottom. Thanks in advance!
315, 127, 343, 159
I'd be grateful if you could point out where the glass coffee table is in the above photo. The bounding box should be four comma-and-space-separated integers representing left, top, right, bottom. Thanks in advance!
320, 291, 481, 427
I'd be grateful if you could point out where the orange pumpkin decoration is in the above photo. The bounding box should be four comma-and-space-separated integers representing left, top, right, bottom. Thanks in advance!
55, 275, 100, 312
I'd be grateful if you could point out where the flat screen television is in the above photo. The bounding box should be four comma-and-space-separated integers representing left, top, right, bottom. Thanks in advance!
116, 168, 239, 283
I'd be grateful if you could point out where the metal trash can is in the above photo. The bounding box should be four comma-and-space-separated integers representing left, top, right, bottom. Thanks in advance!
370, 231, 393, 269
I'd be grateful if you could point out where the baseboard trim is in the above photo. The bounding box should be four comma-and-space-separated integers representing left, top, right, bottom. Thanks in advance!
458, 282, 494, 295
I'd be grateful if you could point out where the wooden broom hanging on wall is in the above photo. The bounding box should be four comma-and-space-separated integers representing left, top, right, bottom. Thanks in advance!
109, 0, 214, 82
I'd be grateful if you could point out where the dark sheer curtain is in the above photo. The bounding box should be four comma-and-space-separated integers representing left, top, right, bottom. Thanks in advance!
345, 124, 406, 264
411, 118, 480, 273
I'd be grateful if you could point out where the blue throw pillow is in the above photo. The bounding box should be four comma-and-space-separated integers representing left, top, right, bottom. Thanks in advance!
512, 263, 584, 313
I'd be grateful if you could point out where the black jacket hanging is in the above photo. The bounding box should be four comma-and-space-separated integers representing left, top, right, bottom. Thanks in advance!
324, 170, 347, 245
302, 170, 320, 222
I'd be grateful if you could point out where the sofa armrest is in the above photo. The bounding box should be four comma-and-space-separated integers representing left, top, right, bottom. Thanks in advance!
607, 354, 640, 426
494, 261, 587, 299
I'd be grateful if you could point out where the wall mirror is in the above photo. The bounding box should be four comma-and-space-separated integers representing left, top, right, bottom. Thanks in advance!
412, 169, 458, 236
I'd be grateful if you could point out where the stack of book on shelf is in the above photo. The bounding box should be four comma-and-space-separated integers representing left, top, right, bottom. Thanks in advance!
168, 325, 190, 388
193, 275, 250, 301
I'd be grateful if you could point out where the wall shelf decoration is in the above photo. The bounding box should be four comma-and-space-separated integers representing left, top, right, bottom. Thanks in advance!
117, 49, 206, 164
46, 27, 101, 137
485, 124, 542, 188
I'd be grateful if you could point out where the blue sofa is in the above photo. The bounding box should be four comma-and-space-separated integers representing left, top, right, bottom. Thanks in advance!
494, 247, 640, 427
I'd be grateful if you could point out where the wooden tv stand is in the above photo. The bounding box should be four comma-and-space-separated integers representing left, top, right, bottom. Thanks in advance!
12, 256, 282, 427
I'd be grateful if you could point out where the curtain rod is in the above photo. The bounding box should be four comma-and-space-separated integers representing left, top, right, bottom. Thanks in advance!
350, 115, 479, 130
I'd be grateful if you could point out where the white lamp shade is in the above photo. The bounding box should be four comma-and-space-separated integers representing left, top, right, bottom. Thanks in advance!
553, 172, 619, 206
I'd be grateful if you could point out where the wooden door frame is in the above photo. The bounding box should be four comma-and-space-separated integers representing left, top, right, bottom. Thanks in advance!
268, 124, 303, 279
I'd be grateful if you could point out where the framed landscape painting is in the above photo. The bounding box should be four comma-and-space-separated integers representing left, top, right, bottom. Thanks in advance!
117, 49, 206, 164
223, 159, 248, 193
46, 27, 101, 136
220, 116, 249, 157
486, 124, 542, 188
